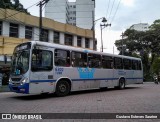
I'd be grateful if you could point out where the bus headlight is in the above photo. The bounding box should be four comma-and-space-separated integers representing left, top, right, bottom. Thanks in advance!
21, 78, 28, 85
9, 78, 12, 84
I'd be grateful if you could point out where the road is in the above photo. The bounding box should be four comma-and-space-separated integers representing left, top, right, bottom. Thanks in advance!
0, 82, 160, 122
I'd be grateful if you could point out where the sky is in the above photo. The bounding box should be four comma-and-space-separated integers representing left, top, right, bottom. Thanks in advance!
19, 0, 160, 54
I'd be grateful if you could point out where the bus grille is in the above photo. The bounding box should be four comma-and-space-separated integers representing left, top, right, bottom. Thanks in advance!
12, 82, 21, 86
11, 78, 22, 81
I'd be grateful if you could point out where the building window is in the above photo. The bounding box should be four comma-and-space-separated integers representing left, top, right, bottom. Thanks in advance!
41, 29, 48, 42
73, 5, 76, 8
65, 34, 73, 46
0, 21, 2, 35
85, 38, 90, 48
25, 26, 33, 39
77, 36, 82, 47
54, 31, 60, 44
9, 23, 19, 38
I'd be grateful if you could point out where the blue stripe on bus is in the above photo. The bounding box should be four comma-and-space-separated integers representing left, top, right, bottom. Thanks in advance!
30, 78, 143, 83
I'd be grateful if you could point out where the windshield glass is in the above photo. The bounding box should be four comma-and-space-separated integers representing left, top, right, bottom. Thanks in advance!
11, 43, 31, 75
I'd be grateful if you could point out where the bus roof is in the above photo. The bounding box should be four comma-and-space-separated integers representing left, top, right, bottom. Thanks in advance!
29, 41, 141, 61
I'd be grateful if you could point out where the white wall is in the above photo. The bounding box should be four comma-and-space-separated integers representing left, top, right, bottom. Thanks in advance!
33, 27, 39, 41
19, 25, 25, 38
2, 21, 9, 36
45, 0, 68, 24
131, 23, 149, 31
76, 0, 94, 29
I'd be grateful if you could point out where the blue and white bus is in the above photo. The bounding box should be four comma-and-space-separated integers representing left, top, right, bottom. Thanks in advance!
9, 41, 143, 96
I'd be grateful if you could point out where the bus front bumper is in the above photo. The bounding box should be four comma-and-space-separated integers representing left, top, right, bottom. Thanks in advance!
9, 83, 29, 94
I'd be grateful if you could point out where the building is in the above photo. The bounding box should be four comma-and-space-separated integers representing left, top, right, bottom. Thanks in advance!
45, 0, 95, 29
130, 23, 149, 31
0, 8, 94, 57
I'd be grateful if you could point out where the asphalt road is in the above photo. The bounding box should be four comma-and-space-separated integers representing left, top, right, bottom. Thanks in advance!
0, 82, 160, 122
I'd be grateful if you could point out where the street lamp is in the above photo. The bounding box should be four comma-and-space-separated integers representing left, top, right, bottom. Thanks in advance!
100, 21, 111, 52
92, 17, 107, 50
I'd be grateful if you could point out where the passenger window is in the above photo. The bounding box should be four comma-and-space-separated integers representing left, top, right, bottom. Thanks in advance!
31, 49, 53, 71
55, 49, 70, 67
102, 56, 113, 69
132, 60, 138, 70
138, 61, 142, 70
114, 57, 123, 69
88, 54, 101, 68
123, 59, 132, 70
71, 51, 87, 67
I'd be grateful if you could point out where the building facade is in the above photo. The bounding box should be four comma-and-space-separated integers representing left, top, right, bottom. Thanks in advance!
45, 0, 95, 29
0, 8, 94, 56
130, 23, 149, 31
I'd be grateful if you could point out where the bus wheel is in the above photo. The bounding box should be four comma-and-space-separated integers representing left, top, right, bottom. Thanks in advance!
55, 80, 70, 97
119, 78, 125, 89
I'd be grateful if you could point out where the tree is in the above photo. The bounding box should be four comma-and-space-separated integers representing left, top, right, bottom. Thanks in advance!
0, 0, 29, 14
115, 19, 160, 81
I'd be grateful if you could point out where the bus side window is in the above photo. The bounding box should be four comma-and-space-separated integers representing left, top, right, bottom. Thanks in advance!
55, 49, 70, 67
138, 61, 142, 70
31, 49, 53, 71
71, 51, 87, 67
114, 57, 123, 69
132, 60, 138, 70
88, 54, 101, 68
123, 59, 132, 70
102, 56, 113, 69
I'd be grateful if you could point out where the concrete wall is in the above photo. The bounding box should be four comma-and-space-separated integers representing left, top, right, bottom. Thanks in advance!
0, 8, 94, 55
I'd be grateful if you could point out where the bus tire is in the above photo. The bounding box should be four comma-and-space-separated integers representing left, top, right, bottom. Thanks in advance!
119, 78, 125, 89
55, 80, 70, 97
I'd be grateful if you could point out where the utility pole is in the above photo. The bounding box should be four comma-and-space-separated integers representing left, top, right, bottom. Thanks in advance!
121, 32, 124, 55
100, 23, 111, 52
92, 11, 96, 50
37, 0, 49, 41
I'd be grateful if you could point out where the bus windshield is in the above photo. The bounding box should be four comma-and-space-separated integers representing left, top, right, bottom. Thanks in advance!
11, 43, 31, 75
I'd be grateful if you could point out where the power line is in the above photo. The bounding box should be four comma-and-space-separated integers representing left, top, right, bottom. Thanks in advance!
106, 0, 111, 19
107, 0, 116, 22
110, 0, 122, 24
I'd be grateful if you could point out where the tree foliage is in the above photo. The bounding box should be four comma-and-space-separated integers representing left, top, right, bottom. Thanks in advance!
115, 19, 160, 81
0, 0, 30, 14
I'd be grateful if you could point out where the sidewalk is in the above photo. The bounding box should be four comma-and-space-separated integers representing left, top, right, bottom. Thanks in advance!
0, 85, 10, 92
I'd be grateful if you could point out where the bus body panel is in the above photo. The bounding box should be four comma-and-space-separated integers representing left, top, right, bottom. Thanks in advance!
9, 41, 143, 95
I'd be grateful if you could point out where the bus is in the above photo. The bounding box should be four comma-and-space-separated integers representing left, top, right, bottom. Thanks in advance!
9, 41, 143, 96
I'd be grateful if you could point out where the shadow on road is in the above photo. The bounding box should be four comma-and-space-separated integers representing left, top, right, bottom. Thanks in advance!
10, 86, 141, 100
11, 93, 56, 101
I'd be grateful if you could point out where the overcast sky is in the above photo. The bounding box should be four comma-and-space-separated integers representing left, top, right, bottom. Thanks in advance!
19, 0, 160, 54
